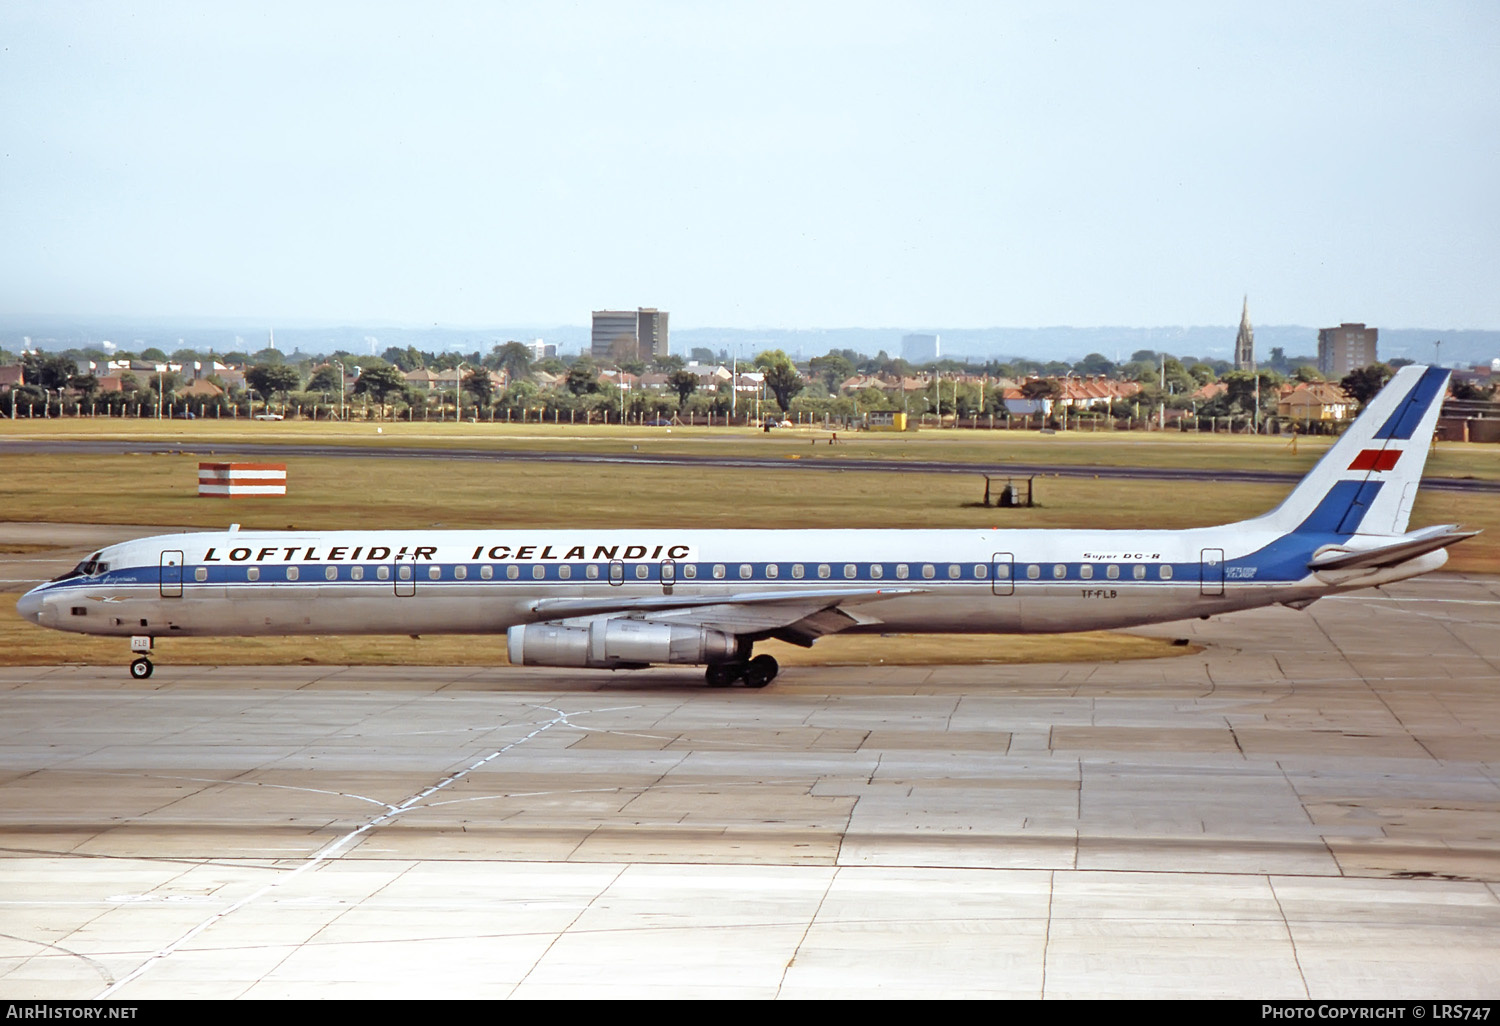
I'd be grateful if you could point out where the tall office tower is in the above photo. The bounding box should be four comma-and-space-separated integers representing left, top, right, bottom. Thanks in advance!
1317, 323, 1379, 377
901, 333, 940, 363
591, 308, 669, 363
636, 308, 669, 361
591, 310, 639, 362
1234, 297, 1255, 371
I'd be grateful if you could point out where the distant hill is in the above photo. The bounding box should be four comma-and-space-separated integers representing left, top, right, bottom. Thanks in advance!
2, 317, 1496, 368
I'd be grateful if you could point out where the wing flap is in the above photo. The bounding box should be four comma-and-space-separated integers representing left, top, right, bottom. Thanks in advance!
528, 587, 925, 642
529, 586, 924, 621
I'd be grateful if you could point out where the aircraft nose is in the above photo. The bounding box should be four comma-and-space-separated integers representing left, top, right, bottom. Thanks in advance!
16, 588, 44, 624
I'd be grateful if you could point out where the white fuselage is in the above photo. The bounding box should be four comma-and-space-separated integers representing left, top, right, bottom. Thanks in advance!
18, 523, 1444, 641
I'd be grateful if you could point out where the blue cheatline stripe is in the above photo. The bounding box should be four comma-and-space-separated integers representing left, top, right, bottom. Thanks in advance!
1375, 366, 1447, 440
50, 555, 1323, 591
1293, 479, 1382, 535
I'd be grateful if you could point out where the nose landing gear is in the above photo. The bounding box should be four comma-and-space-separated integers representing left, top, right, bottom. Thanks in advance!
129, 635, 154, 679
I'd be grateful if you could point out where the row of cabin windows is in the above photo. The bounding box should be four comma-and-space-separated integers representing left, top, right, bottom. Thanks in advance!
194, 562, 991, 583
193, 561, 1174, 584
1023, 563, 1171, 581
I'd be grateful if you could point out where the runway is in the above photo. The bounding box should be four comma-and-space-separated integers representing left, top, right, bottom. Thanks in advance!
3, 437, 1498, 494
0, 575, 1496, 998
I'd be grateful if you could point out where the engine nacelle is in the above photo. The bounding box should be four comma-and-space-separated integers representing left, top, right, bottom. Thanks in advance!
507, 618, 739, 669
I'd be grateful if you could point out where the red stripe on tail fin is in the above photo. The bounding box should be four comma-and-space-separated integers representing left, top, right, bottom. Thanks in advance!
1348, 449, 1401, 472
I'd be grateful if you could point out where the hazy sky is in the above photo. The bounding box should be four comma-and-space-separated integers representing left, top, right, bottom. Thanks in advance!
3, 1, 1497, 330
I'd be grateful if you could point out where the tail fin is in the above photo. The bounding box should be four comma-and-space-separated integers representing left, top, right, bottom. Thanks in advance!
1253, 365, 1450, 537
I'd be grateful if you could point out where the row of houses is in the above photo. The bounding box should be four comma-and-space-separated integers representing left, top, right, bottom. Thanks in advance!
0, 353, 1471, 427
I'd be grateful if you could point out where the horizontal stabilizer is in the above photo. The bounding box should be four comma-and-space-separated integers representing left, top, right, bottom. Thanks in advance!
1308, 525, 1479, 572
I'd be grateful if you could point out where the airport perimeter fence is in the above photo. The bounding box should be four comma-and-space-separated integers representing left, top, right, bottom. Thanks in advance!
4, 394, 1379, 436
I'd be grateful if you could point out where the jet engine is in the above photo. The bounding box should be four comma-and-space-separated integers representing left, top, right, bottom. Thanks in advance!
507, 618, 739, 669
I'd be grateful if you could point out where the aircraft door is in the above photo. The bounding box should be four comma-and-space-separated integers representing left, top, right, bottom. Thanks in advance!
159, 550, 184, 598
660, 559, 675, 594
991, 552, 1014, 596
394, 554, 417, 597
608, 559, 624, 587
1200, 548, 1225, 597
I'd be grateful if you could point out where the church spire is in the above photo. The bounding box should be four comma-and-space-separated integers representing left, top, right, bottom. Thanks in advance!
1235, 295, 1255, 371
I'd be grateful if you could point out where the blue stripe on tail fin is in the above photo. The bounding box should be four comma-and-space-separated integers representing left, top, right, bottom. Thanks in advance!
1250, 365, 1449, 538
1375, 366, 1450, 440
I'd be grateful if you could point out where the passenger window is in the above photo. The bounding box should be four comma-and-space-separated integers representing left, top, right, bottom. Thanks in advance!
585, 564, 599, 580
455, 565, 467, 580
995, 564, 1010, 579
636, 564, 649, 579
683, 564, 697, 579
792, 564, 804, 579
844, 563, 857, 579
740, 564, 752, 579
896, 564, 908, 579
287, 566, 300, 582
428, 566, 441, 580
558, 565, 571, 580
922, 564, 935, 580
948, 564, 961, 579
870, 564, 883, 579
1106, 565, 1119, 580
536, 565, 548, 580
248, 567, 260, 582
1160, 565, 1173, 580
352, 565, 365, 581
195, 567, 208, 582
398, 566, 410, 581
325, 566, 337, 581
818, 564, 831, 579
507, 565, 519, 580
1080, 565, 1093, 580
377, 566, 389, 581
974, 564, 987, 578
479, 565, 492, 580
1053, 564, 1066, 579
1133, 565, 1146, 580
1026, 565, 1040, 580
713, 564, 726, 579
766, 564, 779, 579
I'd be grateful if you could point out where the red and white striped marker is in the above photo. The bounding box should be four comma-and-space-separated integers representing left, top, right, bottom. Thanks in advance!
198, 463, 287, 497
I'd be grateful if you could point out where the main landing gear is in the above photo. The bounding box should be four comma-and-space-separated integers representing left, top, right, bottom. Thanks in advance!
129, 635, 154, 679
705, 654, 779, 689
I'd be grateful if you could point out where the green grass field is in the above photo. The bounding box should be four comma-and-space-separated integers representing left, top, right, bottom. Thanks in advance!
0, 596, 1189, 669
7, 413, 1500, 480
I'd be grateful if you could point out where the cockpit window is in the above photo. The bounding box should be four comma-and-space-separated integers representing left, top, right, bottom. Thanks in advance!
52, 554, 109, 583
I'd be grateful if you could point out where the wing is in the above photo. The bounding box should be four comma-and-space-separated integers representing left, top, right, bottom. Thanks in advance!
528, 587, 926, 646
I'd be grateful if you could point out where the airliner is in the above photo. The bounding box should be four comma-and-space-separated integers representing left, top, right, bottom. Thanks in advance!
17, 365, 1473, 687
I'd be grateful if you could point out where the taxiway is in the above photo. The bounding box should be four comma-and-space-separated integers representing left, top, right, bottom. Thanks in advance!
0, 575, 1496, 998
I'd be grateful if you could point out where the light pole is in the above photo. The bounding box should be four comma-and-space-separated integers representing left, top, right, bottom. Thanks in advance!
454, 362, 465, 422
333, 359, 345, 421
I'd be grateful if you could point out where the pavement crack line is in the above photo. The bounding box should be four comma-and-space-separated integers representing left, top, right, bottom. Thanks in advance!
1268, 877, 1312, 999
777, 866, 839, 998
95, 704, 576, 999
